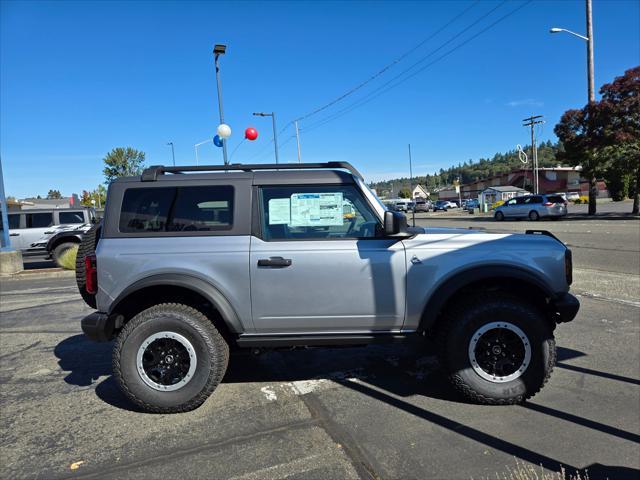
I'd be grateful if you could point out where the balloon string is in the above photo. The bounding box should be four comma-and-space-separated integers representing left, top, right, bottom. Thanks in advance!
229, 138, 246, 160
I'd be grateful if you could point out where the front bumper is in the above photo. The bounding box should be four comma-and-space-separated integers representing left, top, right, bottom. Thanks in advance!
550, 292, 580, 323
81, 311, 117, 342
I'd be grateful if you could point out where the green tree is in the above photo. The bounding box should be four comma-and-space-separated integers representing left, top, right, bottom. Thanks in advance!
103, 147, 145, 183
595, 66, 640, 213
47, 189, 62, 199
398, 189, 412, 199
556, 66, 640, 214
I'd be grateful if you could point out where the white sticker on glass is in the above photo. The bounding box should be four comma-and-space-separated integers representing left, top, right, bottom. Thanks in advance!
290, 193, 343, 227
268, 198, 291, 225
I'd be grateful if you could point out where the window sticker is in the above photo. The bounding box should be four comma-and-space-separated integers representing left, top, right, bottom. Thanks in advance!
268, 198, 291, 225
290, 193, 343, 227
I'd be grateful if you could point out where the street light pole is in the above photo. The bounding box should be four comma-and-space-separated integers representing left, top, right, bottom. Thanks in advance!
550, 0, 596, 213
294, 120, 302, 163
213, 44, 229, 165
586, 0, 595, 103
166, 142, 175, 166
194, 139, 213, 166
549, 0, 595, 104
0, 156, 13, 251
253, 112, 280, 164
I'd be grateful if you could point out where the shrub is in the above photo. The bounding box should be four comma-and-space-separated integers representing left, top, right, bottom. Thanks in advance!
57, 245, 79, 270
573, 195, 589, 204
491, 200, 505, 210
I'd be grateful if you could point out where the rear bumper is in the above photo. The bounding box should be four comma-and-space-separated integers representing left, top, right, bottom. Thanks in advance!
550, 292, 580, 323
81, 311, 117, 342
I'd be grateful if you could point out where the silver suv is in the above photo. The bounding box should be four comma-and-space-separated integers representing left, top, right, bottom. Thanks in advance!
77, 162, 579, 413
494, 194, 568, 221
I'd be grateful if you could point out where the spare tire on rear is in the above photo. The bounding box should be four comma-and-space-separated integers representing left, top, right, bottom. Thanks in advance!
76, 223, 101, 309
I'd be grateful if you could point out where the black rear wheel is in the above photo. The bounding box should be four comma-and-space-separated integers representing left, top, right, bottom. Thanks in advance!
75, 223, 101, 308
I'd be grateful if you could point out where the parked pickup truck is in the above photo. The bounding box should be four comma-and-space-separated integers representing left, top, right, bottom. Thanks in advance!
76, 162, 579, 413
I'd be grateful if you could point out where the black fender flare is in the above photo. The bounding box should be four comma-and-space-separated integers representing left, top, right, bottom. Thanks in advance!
46, 231, 83, 252
418, 265, 555, 331
108, 273, 244, 333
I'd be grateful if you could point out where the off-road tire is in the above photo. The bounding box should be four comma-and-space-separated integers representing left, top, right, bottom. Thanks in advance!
436, 294, 555, 405
75, 223, 101, 308
529, 210, 540, 221
53, 241, 79, 268
494, 211, 504, 221
113, 303, 229, 413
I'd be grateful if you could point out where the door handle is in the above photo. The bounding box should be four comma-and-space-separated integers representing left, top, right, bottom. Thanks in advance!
257, 256, 292, 268
9, 233, 19, 236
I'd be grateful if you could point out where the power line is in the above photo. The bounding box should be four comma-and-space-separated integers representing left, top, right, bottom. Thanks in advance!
301, 0, 531, 134
293, 0, 481, 123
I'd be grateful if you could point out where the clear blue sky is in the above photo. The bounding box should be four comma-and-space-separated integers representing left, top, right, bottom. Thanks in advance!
1, 0, 638, 197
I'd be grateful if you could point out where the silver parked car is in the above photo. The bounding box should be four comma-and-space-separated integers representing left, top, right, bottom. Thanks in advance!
77, 162, 578, 413
3, 208, 95, 256
494, 194, 568, 221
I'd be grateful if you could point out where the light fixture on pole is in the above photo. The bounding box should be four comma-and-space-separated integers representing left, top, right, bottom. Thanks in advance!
166, 142, 176, 166
549, 0, 595, 103
194, 139, 214, 166
253, 112, 280, 164
213, 44, 229, 165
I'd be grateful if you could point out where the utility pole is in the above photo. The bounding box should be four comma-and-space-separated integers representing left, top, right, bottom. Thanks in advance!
522, 115, 544, 194
408, 144, 415, 227
294, 121, 302, 163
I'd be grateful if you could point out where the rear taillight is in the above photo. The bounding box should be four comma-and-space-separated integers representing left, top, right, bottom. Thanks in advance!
565, 249, 573, 286
85, 254, 98, 294
543, 202, 554, 207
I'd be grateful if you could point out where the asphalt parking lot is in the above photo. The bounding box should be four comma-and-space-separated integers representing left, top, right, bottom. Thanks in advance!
1, 206, 638, 479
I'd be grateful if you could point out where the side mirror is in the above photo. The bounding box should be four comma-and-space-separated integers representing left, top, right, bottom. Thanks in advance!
384, 211, 409, 236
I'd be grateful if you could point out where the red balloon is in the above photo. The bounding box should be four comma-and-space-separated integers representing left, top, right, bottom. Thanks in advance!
245, 127, 258, 141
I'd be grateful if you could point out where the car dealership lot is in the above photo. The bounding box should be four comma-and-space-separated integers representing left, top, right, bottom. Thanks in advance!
1, 216, 638, 479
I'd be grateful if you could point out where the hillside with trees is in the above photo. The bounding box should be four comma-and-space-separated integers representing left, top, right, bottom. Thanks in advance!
370, 140, 564, 198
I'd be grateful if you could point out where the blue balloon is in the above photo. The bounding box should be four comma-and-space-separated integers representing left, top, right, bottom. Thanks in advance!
213, 135, 223, 148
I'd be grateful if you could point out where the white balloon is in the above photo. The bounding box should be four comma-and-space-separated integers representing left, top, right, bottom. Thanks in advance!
217, 124, 232, 139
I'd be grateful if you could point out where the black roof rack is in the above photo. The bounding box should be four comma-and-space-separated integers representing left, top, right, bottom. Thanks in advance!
140, 162, 364, 182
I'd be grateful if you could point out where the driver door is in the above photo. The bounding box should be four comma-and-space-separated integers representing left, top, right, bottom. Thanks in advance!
249, 184, 406, 334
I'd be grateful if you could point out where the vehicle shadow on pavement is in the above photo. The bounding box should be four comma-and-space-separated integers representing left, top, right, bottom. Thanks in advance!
53, 334, 139, 411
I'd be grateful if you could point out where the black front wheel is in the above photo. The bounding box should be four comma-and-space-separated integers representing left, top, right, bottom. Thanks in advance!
494, 211, 504, 221
52, 241, 78, 268
113, 303, 229, 413
437, 295, 555, 405
529, 210, 540, 221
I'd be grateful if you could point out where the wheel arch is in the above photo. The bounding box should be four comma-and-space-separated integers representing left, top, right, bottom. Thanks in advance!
418, 265, 554, 334
48, 233, 82, 252
108, 273, 245, 335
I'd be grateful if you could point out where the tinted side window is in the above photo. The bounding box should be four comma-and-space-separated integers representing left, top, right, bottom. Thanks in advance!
546, 195, 565, 203
59, 211, 86, 224
169, 186, 233, 231
119, 186, 234, 233
515, 197, 527, 205
120, 188, 174, 232
26, 212, 53, 228
525, 196, 543, 204
7, 214, 20, 229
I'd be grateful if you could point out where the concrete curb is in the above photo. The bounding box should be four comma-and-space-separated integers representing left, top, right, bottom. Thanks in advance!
0, 269, 76, 281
